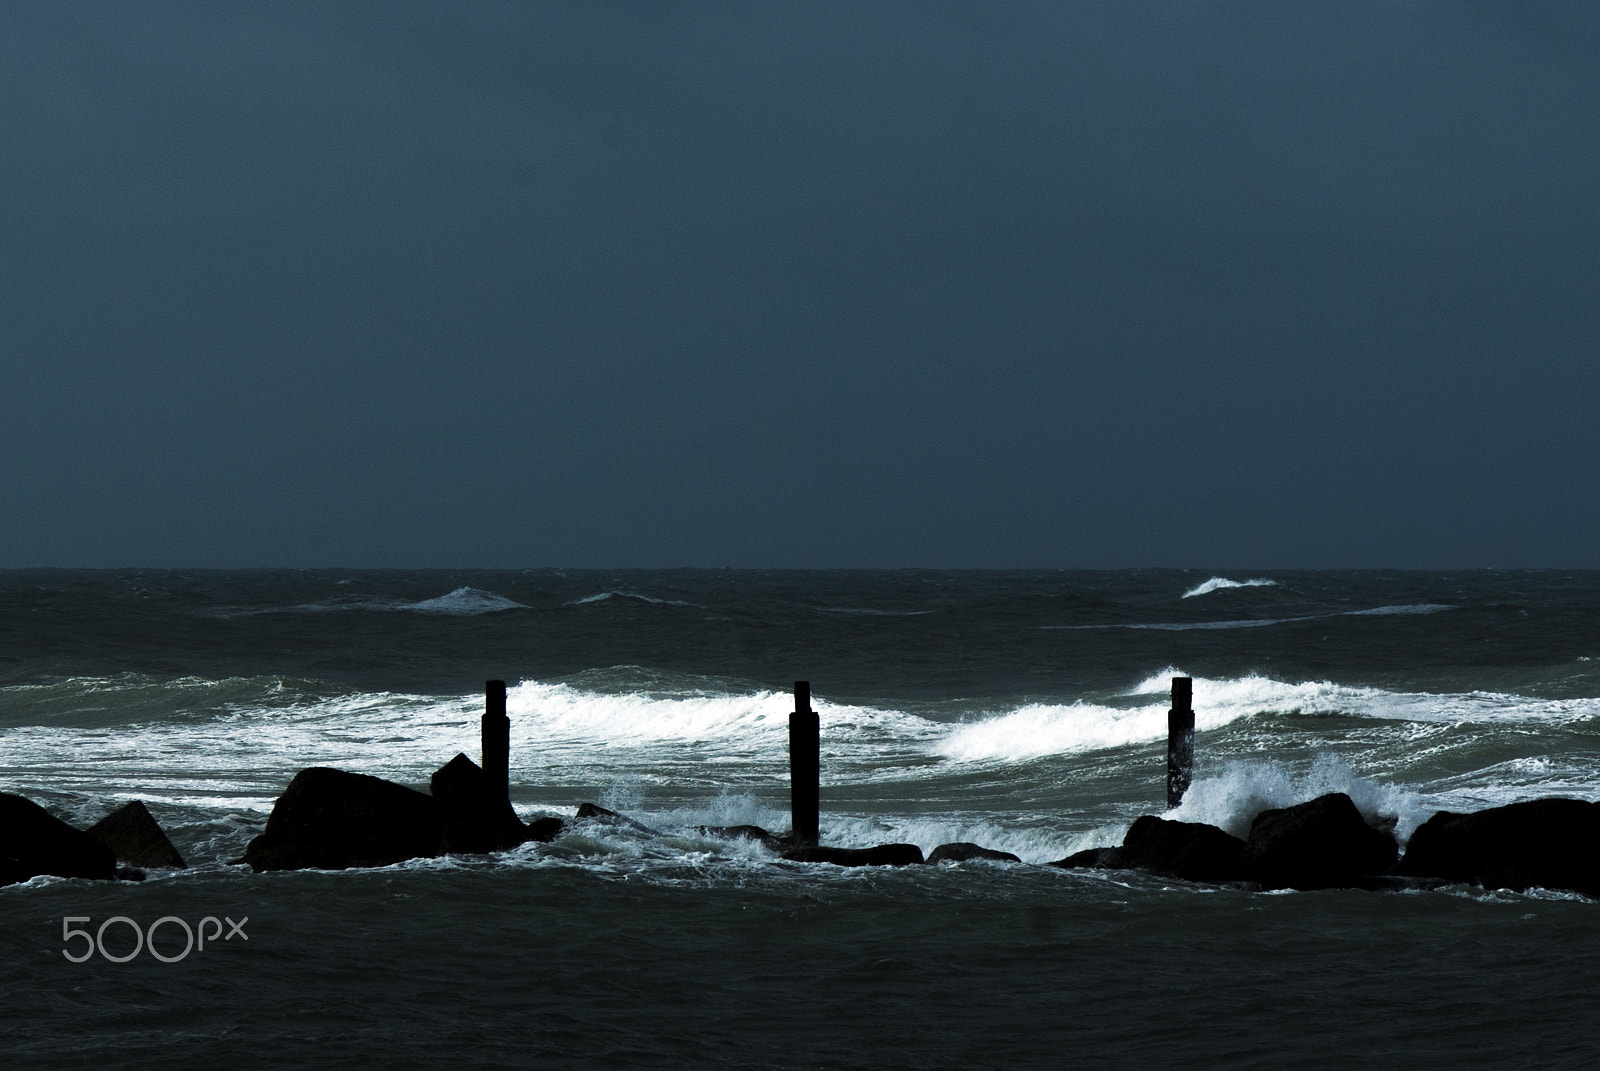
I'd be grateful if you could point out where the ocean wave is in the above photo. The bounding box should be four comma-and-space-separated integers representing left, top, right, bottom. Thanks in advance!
935, 671, 1600, 764
1165, 753, 1432, 841
404, 587, 527, 614
813, 607, 934, 616
210, 586, 527, 617
1045, 603, 1454, 632
507, 680, 936, 753
565, 591, 699, 608
1181, 577, 1279, 598
1342, 603, 1454, 616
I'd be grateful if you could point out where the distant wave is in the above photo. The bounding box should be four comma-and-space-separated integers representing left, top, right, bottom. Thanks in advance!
813, 606, 933, 616
1042, 603, 1453, 632
210, 586, 526, 618
565, 591, 699, 608
404, 587, 527, 614
1181, 577, 1278, 598
1342, 603, 1455, 616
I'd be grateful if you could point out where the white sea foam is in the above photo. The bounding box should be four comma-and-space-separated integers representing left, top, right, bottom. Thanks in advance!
506, 680, 940, 758
1166, 753, 1432, 840
935, 671, 1600, 764
1342, 603, 1454, 616
1181, 577, 1279, 598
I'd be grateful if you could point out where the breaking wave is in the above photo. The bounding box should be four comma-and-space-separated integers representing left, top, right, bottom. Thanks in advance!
1182, 577, 1279, 598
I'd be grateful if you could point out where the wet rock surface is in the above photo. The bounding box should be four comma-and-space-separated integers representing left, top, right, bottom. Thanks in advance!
927, 842, 1021, 864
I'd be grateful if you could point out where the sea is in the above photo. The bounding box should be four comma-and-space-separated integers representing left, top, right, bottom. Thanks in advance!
2, 568, 1598, 1069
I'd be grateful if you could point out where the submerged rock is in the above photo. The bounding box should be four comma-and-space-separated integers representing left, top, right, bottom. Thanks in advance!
431, 753, 527, 854
1396, 797, 1600, 897
241, 767, 445, 872
780, 843, 925, 867
696, 824, 786, 851
0, 793, 117, 884
87, 799, 187, 870
927, 842, 1021, 865
574, 802, 658, 835
1241, 792, 1398, 890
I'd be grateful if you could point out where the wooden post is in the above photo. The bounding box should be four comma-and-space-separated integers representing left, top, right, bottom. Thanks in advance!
789, 681, 820, 845
483, 679, 510, 804
1167, 676, 1194, 809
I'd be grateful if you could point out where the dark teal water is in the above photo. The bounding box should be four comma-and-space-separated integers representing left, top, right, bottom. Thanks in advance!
3, 569, 1599, 1068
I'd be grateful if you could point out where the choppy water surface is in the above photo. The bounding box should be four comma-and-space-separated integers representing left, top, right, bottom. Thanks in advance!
3, 569, 1598, 1068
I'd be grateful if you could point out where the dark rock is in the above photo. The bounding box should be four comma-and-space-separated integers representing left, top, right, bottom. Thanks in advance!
574, 802, 657, 835
0, 793, 116, 883
87, 800, 187, 869
927, 842, 1021, 864
780, 843, 925, 867
696, 824, 785, 851
241, 767, 445, 872
1, 857, 34, 886
524, 816, 565, 843
431, 753, 527, 854
1104, 815, 1247, 883
1241, 792, 1399, 890
1396, 797, 1600, 897
114, 865, 147, 882
1047, 846, 1120, 869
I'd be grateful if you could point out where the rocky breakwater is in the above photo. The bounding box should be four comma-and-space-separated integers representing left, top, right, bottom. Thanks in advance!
1053, 792, 1600, 897
1052, 793, 1400, 890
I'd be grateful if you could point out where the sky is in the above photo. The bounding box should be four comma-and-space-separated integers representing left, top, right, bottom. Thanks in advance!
2, 1, 1598, 569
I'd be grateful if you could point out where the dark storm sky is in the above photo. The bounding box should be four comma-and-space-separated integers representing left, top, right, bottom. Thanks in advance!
3, 2, 1597, 568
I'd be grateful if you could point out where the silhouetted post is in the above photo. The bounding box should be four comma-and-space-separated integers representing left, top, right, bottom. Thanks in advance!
1167, 676, 1194, 809
483, 679, 510, 804
789, 681, 820, 845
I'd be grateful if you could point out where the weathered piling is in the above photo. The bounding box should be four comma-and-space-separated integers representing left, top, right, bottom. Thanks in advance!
1167, 676, 1195, 808
483, 679, 510, 805
789, 681, 820, 845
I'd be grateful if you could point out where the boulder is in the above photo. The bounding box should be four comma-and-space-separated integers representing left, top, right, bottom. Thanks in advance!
1047, 846, 1120, 870
0, 793, 116, 883
780, 843, 925, 867
241, 767, 445, 872
1241, 793, 1398, 890
87, 800, 187, 869
430, 753, 527, 853
1083, 816, 1246, 883
1396, 797, 1600, 897
927, 842, 1021, 864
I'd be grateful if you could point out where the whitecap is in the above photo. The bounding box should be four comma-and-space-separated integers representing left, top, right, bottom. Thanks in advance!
404, 587, 527, 614
1181, 577, 1279, 598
